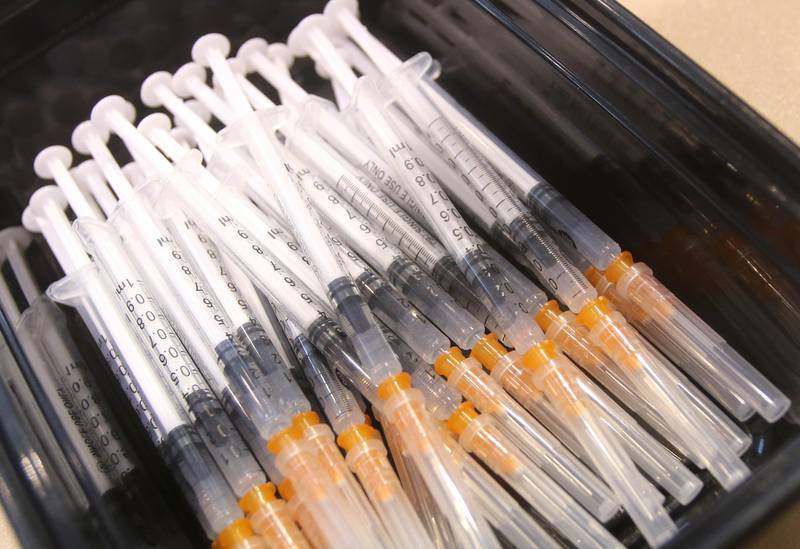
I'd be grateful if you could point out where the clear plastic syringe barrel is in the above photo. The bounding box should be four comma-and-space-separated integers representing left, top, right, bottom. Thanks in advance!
351, 81, 541, 351
525, 182, 621, 271
578, 298, 750, 490
412, 66, 622, 270
290, 95, 431, 224
47, 266, 241, 537
281, 314, 364, 434
524, 342, 678, 547
157, 169, 334, 348
283, 121, 495, 332
448, 403, 622, 549
219, 111, 403, 386
434, 349, 618, 522
47, 266, 162, 442
16, 296, 136, 486
75, 218, 266, 496
352, 261, 449, 363
111, 188, 297, 449
383, 54, 596, 313
160, 423, 246, 539
209, 185, 327, 303
386, 256, 486, 350
295, 168, 485, 349
607, 253, 789, 422
165, 210, 313, 418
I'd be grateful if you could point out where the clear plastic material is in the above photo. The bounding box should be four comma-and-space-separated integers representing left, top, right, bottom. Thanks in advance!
26, 189, 243, 537
439, 432, 560, 549
350, 79, 540, 350
282, 121, 497, 333
218, 104, 404, 386
385, 327, 463, 422
340, 428, 434, 549
352, 264, 449, 363
284, 320, 364, 434
358, 53, 597, 312
326, 3, 621, 270
13, 295, 136, 491
44, 262, 240, 538
300, 422, 391, 547
523, 344, 677, 547
610, 255, 789, 422
294, 166, 485, 349
379, 387, 500, 549
433, 350, 618, 521
452, 408, 621, 548
75, 218, 265, 497
578, 299, 750, 490
386, 256, 485, 349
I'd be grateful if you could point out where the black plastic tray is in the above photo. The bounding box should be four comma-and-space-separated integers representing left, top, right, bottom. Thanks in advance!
1, 0, 799, 547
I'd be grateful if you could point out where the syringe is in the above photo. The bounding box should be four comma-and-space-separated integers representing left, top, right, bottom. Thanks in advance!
280, 316, 434, 549
471, 333, 703, 505
35, 143, 268, 499
438, 430, 561, 549
323, 0, 622, 270
136, 114, 329, 425
165, 155, 500, 549
76, 218, 267, 498
89, 101, 373, 548
385, 327, 622, 547
0, 231, 150, 538
0, 229, 133, 488
211, 88, 405, 394
523, 341, 677, 547
24, 187, 244, 539
143, 116, 449, 366
332, 235, 451, 363
141, 65, 500, 349
146, 119, 447, 367
325, 3, 788, 424
348, 76, 544, 351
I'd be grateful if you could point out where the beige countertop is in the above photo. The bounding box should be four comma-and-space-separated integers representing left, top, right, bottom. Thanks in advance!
620, 0, 800, 145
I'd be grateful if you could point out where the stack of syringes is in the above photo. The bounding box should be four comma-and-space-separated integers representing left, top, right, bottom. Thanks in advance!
17, 1, 790, 547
